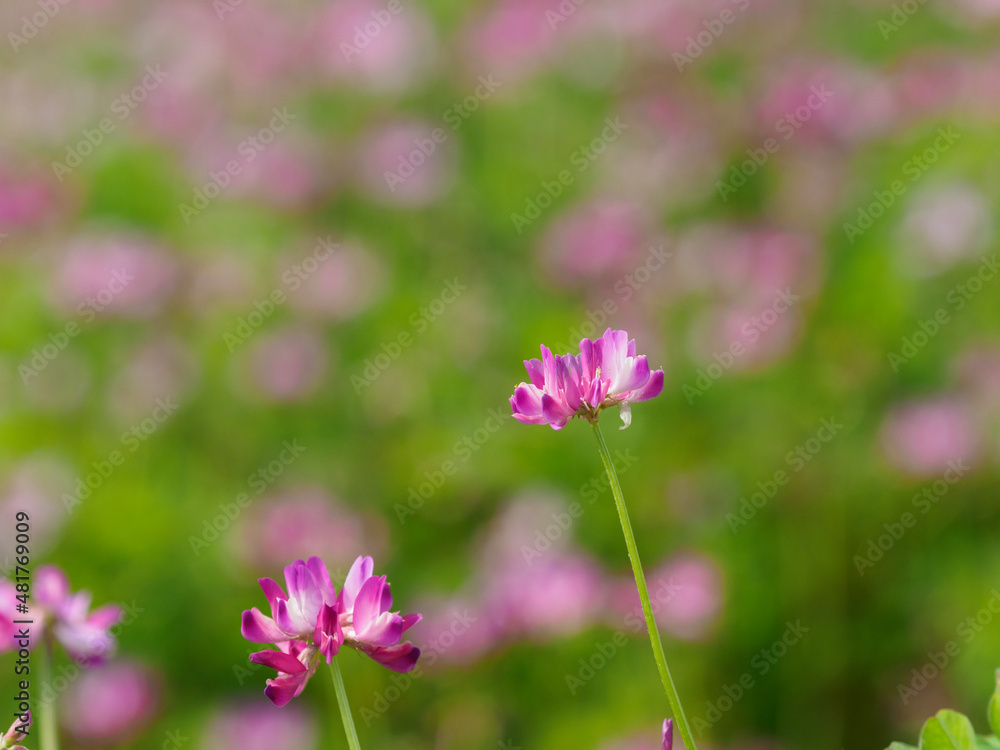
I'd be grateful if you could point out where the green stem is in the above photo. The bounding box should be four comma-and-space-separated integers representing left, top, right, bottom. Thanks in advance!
328, 660, 362, 750
591, 421, 699, 750
40, 634, 58, 750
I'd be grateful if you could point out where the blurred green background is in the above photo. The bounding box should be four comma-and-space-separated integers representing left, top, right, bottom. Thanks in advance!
2, 0, 1000, 748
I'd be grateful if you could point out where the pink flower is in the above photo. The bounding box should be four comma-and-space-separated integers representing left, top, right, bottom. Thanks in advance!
241, 556, 421, 707
61, 660, 159, 745
511, 328, 664, 430
34, 566, 122, 665
2, 710, 30, 750
662, 719, 673, 750
201, 701, 317, 750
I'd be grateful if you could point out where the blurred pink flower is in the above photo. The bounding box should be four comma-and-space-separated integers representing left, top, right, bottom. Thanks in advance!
108, 337, 197, 424
0, 170, 52, 230
611, 553, 724, 641
200, 701, 317, 750
953, 344, 1000, 413
235, 487, 386, 572
314, 0, 435, 92
245, 327, 328, 403
881, 398, 980, 477
283, 240, 386, 321
229, 141, 319, 208
691, 299, 800, 373
461, 0, 566, 80
897, 182, 992, 276
61, 660, 159, 745
357, 121, 456, 206
53, 235, 178, 319
484, 551, 607, 638
2, 710, 30, 749
541, 201, 649, 284
34, 565, 122, 664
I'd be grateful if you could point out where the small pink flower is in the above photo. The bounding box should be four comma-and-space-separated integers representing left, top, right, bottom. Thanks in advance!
34, 565, 122, 665
662, 719, 673, 750
511, 328, 664, 430
241, 556, 421, 707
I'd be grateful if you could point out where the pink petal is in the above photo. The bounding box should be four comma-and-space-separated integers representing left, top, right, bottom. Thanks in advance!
362, 642, 420, 673
241, 608, 290, 643
339, 556, 374, 612
250, 649, 307, 674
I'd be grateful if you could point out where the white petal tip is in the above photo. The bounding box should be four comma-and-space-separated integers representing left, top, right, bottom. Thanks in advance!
618, 402, 632, 430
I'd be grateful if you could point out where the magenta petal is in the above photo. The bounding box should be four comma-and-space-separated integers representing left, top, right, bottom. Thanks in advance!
362, 642, 421, 673
400, 613, 421, 632
339, 555, 374, 611
352, 576, 387, 633
627, 368, 664, 402
86, 604, 123, 629
610, 355, 650, 395
263, 674, 308, 707
241, 608, 289, 643
524, 358, 545, 388
259, 578, 286, 612
34, 565, 69, 610
306, 557, 337, 605
250, 649, 307, 674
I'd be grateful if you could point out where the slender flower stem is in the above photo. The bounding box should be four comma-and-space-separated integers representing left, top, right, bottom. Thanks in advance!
40, 634, 58, 750
591, 421, 699, 750
329, 660, 362, 750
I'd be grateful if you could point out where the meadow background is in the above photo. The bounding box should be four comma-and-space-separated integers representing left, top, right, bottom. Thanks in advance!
2, 0, 1000, 748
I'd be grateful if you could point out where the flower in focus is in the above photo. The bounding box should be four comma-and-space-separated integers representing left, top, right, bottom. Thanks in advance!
241, 555, 421, 706
661, 719, 673, 750
34, 565, 122, 664
60, 660, 159, 745
1, 710, 30, 750
510, 328, 664, 430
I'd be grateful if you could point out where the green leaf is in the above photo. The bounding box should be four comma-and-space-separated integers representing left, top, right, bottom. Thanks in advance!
988, 669, 1000, 737
920, 710, 977, 750
975, 736, 1000, 750
890, 743, 918, 750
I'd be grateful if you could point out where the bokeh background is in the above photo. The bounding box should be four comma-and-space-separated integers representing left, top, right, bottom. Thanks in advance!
2, 0, 1000, 748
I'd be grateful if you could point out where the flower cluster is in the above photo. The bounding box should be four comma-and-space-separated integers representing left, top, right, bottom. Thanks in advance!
241, 555, 421, 706
1, 711, 30, 750
510, 329, 664, 431
34, 566, 123, 664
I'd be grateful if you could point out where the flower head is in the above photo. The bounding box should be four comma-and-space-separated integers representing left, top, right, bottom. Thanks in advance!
510, 328, 664, 430
34, 566, 122, 665
2, 710, 30, 750
241, 555, 421, 707
661, 718, 673, 750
